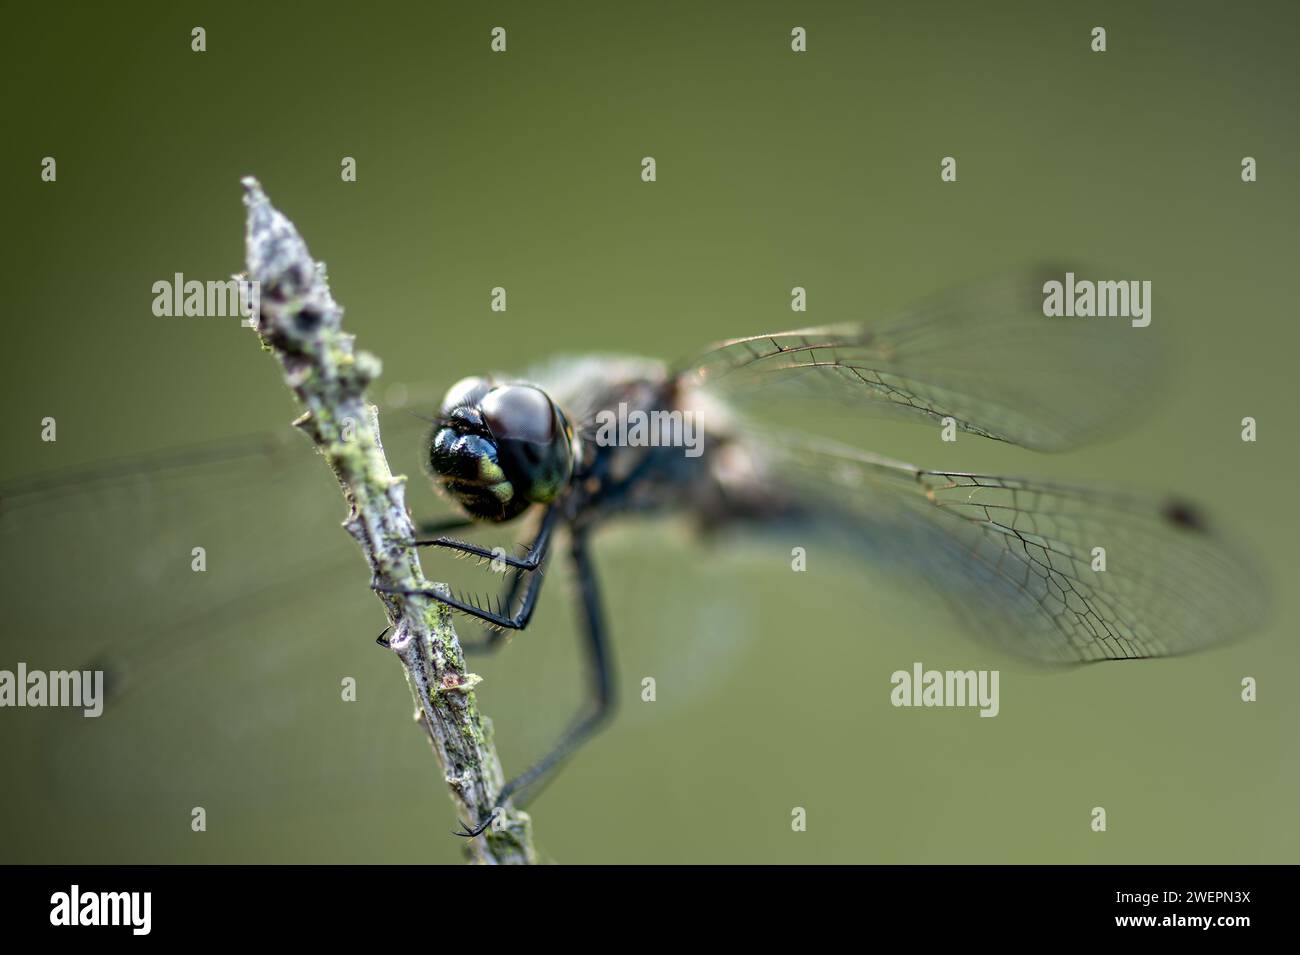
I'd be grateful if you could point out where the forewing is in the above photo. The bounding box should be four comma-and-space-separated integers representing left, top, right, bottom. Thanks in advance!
679, 268, 1161, 452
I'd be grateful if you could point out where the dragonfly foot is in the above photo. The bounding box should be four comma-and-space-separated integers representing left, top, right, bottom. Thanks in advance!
451, 808, 499, 838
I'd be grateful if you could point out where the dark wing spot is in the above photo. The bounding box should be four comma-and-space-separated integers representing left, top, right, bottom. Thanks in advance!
1163, 500, 1206, 532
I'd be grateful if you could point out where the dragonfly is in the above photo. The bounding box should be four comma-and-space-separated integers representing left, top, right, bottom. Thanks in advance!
0, 268, 1266, 848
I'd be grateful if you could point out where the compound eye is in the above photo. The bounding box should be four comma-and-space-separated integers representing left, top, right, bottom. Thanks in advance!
480, 386, 558, 445
440, 376, 494, 415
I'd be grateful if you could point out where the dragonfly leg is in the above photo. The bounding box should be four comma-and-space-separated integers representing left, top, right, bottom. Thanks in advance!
374, 568, 518, 653
372, 557, 548, 630
453, 528, 616, 838
413, 504, 558, 571
458, 565, 527, 655
372, 507, 554, 630
378, 509, 555, 644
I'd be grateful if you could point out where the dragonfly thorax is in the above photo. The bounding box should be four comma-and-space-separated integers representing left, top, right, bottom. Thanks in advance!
427, 376, 577, 522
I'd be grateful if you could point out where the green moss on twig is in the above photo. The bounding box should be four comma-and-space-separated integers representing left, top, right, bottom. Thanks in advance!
240, 177, 537, 865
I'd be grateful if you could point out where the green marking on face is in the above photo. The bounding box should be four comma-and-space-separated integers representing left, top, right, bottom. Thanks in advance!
478, 457, 506, 484
488, 481, 514, 502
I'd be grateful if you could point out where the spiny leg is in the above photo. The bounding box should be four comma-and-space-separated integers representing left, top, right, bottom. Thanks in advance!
454, 528, 617, 838
458, 507, 552, 652
379, 508, 553, 648
414, 504, 559, 571
458, 565, 527, 655
372, 559, 549, 630
372, 509, 553, 631
374, 560, 526, 655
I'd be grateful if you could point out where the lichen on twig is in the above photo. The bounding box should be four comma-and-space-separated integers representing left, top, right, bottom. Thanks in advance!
239, 176, 536, 865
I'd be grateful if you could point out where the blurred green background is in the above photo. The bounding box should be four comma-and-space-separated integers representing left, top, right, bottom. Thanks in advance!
1, 0, 1296, 863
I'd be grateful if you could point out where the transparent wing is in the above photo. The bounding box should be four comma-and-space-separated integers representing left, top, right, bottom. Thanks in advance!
0, 407, 458, 840
0, 408, 438, 663
762, 432, 1267, 663
677, 267, 1162, 452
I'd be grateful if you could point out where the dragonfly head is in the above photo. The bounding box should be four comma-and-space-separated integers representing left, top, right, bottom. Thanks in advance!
427, 376, 576, 522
